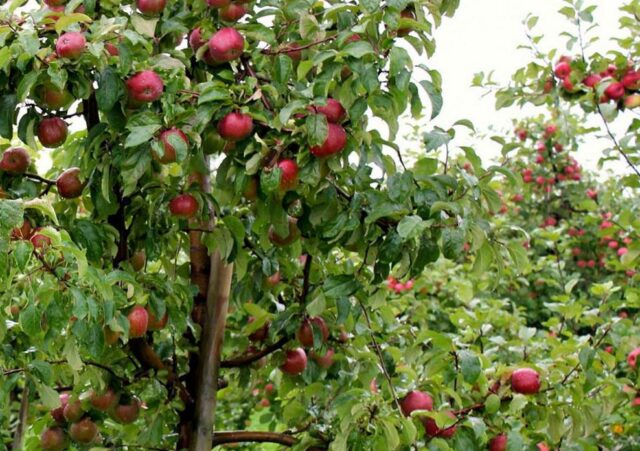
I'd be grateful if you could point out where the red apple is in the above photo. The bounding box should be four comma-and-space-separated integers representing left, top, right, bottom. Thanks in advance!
543, 124, 557, 138
41, 427, 66, 451
208, 27, 244, 62
56, 32, 86, 59
248, 317, 270, 342
0, 147, 30, 174
280, 348, 307, 375
310, 123, 346, 157
128, 305, 149, 338
130, 249, 146, 272
400, 390, 433, 416
136, 0, 166, 15
277, 159, 298, 191
90, 388, 119, 411
623, 70, 640, 90
126, 70, 164, 103
424, 411, 457, 438
30, 228, 52, 250
63, 399, 83, 422
189, 27, 206, 51
605, 81, 625, 100
220, 2, 246, 21
207, 0, 230, 6
297, 316, 329, 347
11, 219, 32, 240
38, 117, 68, 148
218, 111, 253, 141
510, 368, 540, 394
51, 393, 70, 424
311, 348, 335, 369
112, 398, 141, 423
312, 98, 346, 123
69, 417, 98, 443
56, 167, 84, 199
36, 82, 73, 110
627, 347, 640, 367
105, 42, 119, 56
554, 61, 571, 79
583, 73, 602, 88
147, 307, 168, 330
268, 216, 300, 246
488, 434, 508, 451
265, 271, 281, 287
154, 127, 188, 163
169, 193, 199, 218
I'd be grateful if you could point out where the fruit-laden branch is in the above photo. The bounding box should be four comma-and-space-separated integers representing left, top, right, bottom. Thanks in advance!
190, 250, 234, 451
211, 431, 297, 447
220, 335, 290, 368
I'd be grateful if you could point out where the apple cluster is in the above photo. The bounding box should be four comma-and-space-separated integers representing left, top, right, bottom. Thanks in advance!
386, 275, 415, 294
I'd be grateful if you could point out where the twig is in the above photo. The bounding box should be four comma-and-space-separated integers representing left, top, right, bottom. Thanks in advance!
300, 254, 313, 304
262, 36, 337, 55
24, 173, 56, 185
595, 103, 640, 178
220, 336, 289, 368
211, 431, 297, 447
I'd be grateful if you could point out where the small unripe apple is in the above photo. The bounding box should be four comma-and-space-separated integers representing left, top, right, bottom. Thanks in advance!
605, 81, 625, 100
268, 216, 300, 246
400, 390, 433, 416
147, 307, 168, 330
243, 176, 259, 200
311, 348, 335, 369
248, 316, 270, 342
63, 399, 84, 422
154, 127, 188, 163
69, 417, 98, 443
126, 70, 164, 103
0, 147, 30, 174
277, 159, 298, 191
56, 167, 84, 199
627, 347, 640, 367
220, 2, 246, 21
488, 434, 508, 451
169, 193, 199, 218
397, 9, 415, 36
312, 98, 346, 123
51, 393, 70, 424
41, 427, 66, 451
510, 368, 540, 394
56, 32, 86, 59
104, 327, 121, 345
218, 111, 253, 141
189, 27, 206, 51
36, 82, 73, 110
208, 27, 244, 62
130, 249, 146, 272
296, 316, 329, 347
112, 398, 141, 423
424, 411, 457, 438
136, 0, 166, 15
280, 348, 307, 375
90, 388, 119, 411
38, 117, 68, 148
128, 305, 149, 338
310, 123, 347, 157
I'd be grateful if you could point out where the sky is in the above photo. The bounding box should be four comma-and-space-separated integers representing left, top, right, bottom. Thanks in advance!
400, 0, 630, 175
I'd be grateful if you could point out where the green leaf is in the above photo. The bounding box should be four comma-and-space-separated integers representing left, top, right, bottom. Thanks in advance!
96, 67, 122, 112
459, 350, 481, 383
420, 80, 443, 119
125, 124, 162, 148
397, 215, 426, 240
55, 13, 93, 34
306, 113, 328, 147
342, 41, 375, 58
0, 94, 17, 138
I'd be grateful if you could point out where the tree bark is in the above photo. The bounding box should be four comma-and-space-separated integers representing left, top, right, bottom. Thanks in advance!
189, 251, 233, 451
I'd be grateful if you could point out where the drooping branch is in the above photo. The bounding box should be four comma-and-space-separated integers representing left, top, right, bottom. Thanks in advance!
211, 431, 297, 447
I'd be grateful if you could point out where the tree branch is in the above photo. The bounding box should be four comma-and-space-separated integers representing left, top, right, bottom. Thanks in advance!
211, 431, 297, 447
220, 336, 289, 368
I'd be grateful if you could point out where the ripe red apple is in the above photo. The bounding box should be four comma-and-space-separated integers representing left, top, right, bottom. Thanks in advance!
112, 399, 141, 423
583, 73, 602, 88
282, 42, 302, 60
105, 42, 119, 56
543, 124, 557, 138
488, 434, 508, 451
627, 347, 640, 367
38, 117, 68, 148
189, 27, 206, 51
136, 0, 166, 15
51, 393, 70, 424
69, 417, 98, 443
605, 81, 625, 100
623, 70, 640, 90
277, 159, 299, 191
259, 398, 270, 407
220, 2, 246, 21
147, 307, 168, 330
397, 9, 415, 36
207, 0, 230, 6
400, 390, 433, 416
126, 70, 164, 103
554, 61, 571, 79
510, 368, 541, 394
311, 348, 335, 369
41, 427, 66, 451
90, 388, 119, 411
312, 98, 346, 123
128, 305, 149, 338
424, 411, 457, 438
208, 27, 244, 62
56, 167, 84, 199
31, 228, 52, 250
169, 193, 199, 218
11, 219, 32, 240
63, 399, 84, 422
268, 216, 300, 246
310, 123, 347, 157
280, 348, 307, 375
56, 32, 86, 59
218, 111, 253, 141
296, 316, 329, 347
248, 316, 270, 342
264, 383, 275, 393
0, 147, 30, 174
154, 127, 188, 163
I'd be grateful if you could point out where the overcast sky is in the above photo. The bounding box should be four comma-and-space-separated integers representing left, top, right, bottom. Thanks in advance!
405, 0, 630, 175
